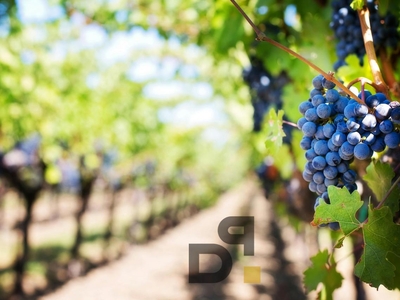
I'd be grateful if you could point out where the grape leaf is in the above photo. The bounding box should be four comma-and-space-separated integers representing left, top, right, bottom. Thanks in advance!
386, 252, 400, 288
312, 186, 363, 236
263, 109, 286, 156
350, 0, 364, 10
354, 205, 400, 290
377, 0, 389, 16
303, 249, 343, 300
364, 160, 400, 214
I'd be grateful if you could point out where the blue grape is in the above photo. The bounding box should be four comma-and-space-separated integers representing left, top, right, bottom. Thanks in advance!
333, 97, 349, 113
310, 88, 323, 98
314, 140, 329, 156
303, 171, 313, 182
317, 103, 332, 119
375, 103, 391, 120
384, 132, 400, 149
326, 151, 341, 166
338, 148, 353, 162
361, 114, 377, 131
325, 177, 339, 186
300, 137, 312, 150
302, 121, 317, 137
305, 148, 318, 161
323, 123, 336, 138
314, 197, 321, 210
321, 191, 329, 202
390, 106, 400, 124
346, 117, 360, 132
342, 169, 357, 184
374, 93, 388, 102
312, 75, 324, 89
361, 132, 376, 145
340, 141, 355, 156
322, 78, 336, 89
336, 120, 349, 133
347, 131, 361, 145
305, 107, 319, 122
354, 143, 372, 160
311, 138, 318, 148
344, 103, 357, 118
305, 161, 317, 172
354, 104, 369, 117
313, 171, 325, 184
344, 183, 358, 193
365, 94, 382, 108
317, 184, 327, 194
323, 166, 338, 179
370, 136, 386, 152
312, 156, 327, 170
297, 117, 307, 129
328, 138, 340, 151
358, 90, 372, 101
331, 132, 347, 146
337, 161, 349, 173
379, 119, 394, 134
326, 89, 340, 103
299, 101, 313, 115
334, 114, 346, 124
309, 182, 318, 193
315, 125, 326, 140
312, 94, 326, 107
329, 222, 340, 231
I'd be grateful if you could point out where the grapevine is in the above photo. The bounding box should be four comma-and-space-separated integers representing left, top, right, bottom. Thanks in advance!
231, 0, 400, 297
330, 0, 400, 71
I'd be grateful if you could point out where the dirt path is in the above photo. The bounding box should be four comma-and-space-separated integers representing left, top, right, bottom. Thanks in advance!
37, 180, 305, 300
38, 179, 400, 300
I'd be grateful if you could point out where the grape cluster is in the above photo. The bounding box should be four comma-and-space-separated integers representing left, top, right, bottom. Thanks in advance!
330, 0, 400, 70
298, 75, 400, 230
242, 56, 291, 136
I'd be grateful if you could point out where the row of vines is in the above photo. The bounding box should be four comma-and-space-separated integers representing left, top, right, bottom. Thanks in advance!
0, 1, 249, 299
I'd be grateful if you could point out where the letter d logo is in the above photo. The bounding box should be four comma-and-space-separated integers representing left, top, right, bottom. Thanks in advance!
188, 244, 233, 283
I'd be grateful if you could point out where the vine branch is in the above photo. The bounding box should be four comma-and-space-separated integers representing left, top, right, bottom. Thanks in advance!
230, 0, 363, 104
357, 7, 389, 97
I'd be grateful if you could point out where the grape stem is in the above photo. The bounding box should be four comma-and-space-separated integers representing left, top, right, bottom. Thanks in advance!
282, 120, 298, 128
357, 7, 389, 97
346, 77, 381, 104
230, 0, 363, 104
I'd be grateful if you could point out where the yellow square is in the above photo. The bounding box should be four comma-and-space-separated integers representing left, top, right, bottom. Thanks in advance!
243, 266, 261, 283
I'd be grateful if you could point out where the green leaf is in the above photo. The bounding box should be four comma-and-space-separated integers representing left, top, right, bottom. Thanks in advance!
350, 0, 364, 10
387, 252, 400, 289
354, 205, 400, 290
213, 4, 245, 53
312, 186, 363, 236
364, 160, 399, 215
378, 0, 389, 16
303, 249, 343, 299
263, 109, 286, 156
